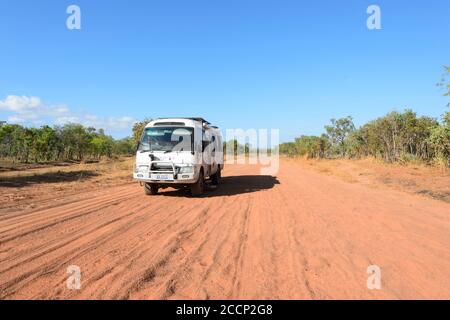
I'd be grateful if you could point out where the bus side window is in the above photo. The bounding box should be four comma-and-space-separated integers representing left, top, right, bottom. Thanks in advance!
202, 129, 209, 152
211, 136, 216, 155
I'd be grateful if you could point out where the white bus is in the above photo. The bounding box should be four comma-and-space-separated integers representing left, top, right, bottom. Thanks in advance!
133, 118, 224, 196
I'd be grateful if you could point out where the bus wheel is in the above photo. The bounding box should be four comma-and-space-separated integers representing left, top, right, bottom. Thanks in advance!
211, 167, 221, 186
191, 171, 204, 196
144, 183, 158, 195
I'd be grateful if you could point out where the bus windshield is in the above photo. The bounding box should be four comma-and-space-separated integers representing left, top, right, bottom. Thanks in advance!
138, 127, 194, 152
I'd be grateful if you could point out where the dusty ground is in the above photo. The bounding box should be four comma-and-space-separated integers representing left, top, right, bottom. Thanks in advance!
0, 159, 449, 299
290, 157, 450, 203
0, 158, 134, 213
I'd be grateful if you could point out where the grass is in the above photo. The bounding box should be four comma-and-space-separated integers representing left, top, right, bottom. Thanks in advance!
0, 157, 135, 212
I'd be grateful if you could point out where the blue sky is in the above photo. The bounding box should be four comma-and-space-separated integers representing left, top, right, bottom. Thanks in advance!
0, 0, 449, 141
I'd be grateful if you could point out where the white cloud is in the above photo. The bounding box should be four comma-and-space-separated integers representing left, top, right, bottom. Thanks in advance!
54, 116, 80, 124
7, 115, 27, 123
0, 95, 42, 113
0, 95, 136, 134
0, 95, 69, 122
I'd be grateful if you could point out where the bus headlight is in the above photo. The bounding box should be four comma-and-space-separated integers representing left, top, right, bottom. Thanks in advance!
179, 166, 194, 174
136, 165, 149, 173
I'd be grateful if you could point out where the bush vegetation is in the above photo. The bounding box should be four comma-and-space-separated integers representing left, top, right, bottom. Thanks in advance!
280, 66, 450, 166
280, 110, 450, 166
0, 123, 134, 163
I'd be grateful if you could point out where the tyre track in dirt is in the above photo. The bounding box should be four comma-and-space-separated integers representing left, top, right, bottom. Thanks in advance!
0, 185, 203, 298
0, 160, 450, 299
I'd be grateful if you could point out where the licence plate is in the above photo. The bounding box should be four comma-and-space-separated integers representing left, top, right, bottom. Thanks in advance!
151, 174, 174, 181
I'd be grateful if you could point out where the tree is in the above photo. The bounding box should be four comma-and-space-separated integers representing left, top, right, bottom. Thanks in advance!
58, 124, 92, 160
89, 129, 114, 159
295, 135, 329, 158
223, 139, 250, 156
0, 124, 19, 160
34, 126, 58, 161
13, 127, 36, 163
279, 142, 297, 157
1, 122, 135, 163
279, 110, 446, 166
324, 116, 355, 157
429, 112, 450, 166
113, 137, 135, 155
132, 118, 152, 146
437, 65, 450, 106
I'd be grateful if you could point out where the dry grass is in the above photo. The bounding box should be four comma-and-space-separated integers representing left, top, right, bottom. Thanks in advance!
0, 157, 135, 213
286, 156, 450, 203
0, 157, 133, 177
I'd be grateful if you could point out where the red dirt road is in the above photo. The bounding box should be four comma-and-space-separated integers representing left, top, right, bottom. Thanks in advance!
0, 160, 449, 299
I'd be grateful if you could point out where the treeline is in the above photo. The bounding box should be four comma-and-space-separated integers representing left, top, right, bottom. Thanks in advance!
0, 123, 135, 163
223, 140, 250, 155
279, 110, 450, 166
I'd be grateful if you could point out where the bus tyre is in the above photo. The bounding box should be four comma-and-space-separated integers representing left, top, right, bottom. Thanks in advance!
144, 183, 158, 195
191, 171, 204, 197
211, 166, 221, 186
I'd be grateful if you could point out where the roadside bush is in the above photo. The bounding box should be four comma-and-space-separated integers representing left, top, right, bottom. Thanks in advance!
280, 110, 449, 167
0, 123, 135, 163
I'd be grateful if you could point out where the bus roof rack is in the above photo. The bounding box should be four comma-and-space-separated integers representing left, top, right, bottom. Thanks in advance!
157, 117, 211, 125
